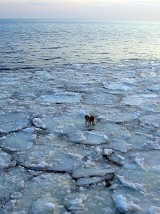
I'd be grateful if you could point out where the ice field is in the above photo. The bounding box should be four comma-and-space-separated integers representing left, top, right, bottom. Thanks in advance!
0, 60, 160, 213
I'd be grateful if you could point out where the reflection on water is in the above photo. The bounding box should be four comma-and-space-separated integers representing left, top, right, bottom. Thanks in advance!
0, 20, 160, 71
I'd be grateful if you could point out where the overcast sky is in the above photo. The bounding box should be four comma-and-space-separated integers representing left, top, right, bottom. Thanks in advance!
0, 0, 160, 21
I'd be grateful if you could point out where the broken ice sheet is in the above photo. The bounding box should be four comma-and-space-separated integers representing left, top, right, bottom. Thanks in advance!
124, 150, 160, 172
63, 189, 115, 214
30, 195, 67, 214
0, 167, 30, 201
112, 168, 160, 213
2, 173, 75, 213
0, 61, 159, 214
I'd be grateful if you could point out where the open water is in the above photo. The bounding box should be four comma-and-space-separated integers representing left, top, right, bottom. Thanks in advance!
0, 20, 160, 71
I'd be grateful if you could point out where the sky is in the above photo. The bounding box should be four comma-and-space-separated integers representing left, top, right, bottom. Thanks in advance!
0, 0, 160, 21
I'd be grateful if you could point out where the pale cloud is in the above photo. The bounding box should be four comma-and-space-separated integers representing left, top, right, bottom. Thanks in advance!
0, 0, 159, 4
0, 0, 160, 21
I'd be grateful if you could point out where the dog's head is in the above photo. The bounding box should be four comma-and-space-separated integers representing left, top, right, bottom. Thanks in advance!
84, 115, 90, 121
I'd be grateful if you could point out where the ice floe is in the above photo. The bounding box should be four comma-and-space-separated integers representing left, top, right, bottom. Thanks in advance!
122, 94, 159, 107
16, 145, 83, 172
103, 80, 137, 93
113, 194, 141, 213
0, 112, 29, 134
0, 129, 35, 152
37, 92, 82, 104
0, 61, 160, 213
84, 131, 109, 145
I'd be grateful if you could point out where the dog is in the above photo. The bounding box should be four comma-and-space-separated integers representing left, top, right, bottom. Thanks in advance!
84, 114, 95, 126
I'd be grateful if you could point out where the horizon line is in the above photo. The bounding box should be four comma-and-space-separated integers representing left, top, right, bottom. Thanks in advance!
0, 18, 160, 23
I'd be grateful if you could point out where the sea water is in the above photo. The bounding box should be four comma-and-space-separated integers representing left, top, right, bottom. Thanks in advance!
0, 20, 160, 213
0, 20, 160, 70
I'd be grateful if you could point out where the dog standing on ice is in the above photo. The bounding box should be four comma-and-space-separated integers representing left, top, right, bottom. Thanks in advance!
84, 114, 95, 126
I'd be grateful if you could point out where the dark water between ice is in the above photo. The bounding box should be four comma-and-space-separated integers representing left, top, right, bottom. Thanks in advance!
0, 19, 160, 71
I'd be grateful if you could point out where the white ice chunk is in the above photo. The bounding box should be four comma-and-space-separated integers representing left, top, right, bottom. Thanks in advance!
32, 118, 46, 129
114, 194, 141, 213
104, 149, 113, 156
69, 198, 85, 210
117, 175, 144, 191
135, 157, 147, 170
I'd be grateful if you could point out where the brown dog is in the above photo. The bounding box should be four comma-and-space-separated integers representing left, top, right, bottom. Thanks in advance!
84, 114, 95, 125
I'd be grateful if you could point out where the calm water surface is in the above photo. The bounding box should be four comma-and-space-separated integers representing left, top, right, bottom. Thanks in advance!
0, 20, 160, 71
